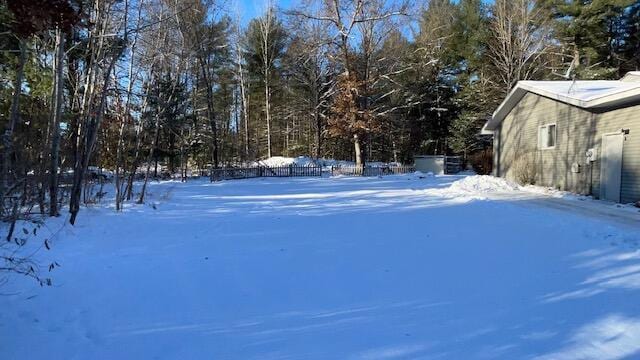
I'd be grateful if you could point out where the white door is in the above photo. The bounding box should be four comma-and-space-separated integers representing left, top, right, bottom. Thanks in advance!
600, 133, 624, 202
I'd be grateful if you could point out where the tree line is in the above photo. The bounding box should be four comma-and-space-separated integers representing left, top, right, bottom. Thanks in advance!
1, 0, 639, 227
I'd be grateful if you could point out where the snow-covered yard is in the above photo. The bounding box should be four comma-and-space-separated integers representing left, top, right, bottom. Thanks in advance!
2, 174, 640, 359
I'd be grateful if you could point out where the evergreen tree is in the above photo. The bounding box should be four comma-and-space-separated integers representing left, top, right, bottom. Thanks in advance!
621, 2, 640, 72
143, 74, 189, 176
541, 0, 636, 78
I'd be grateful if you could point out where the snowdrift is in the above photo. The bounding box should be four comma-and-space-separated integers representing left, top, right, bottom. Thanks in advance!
253, 156, 317, 167
447, 175, 520, 193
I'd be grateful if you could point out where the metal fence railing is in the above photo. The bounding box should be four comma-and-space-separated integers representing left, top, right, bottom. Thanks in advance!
330, 165, 415, 177
210, 166, 323, 182
445, 156, 462, 174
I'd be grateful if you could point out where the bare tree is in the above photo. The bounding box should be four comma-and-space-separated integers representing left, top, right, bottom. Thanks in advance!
284, 17, 335, 159
114, 0, 146, 211
69, 0, 127, 224
137, 0, 187, 203
233, 20, 251, 160
487, 0, 552, 95
289, 0, 408, 167
48, 28, 66, 216
258, 3, 278, 159
1, 39, 26, 204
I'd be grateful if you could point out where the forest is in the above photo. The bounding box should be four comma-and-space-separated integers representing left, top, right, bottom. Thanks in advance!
0, 0, 639, 226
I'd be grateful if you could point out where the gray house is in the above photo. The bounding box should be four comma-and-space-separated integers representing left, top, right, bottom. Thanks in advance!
483, 72, 640, 203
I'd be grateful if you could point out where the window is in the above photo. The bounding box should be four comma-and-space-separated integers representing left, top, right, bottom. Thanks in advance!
538, 123, 556, 149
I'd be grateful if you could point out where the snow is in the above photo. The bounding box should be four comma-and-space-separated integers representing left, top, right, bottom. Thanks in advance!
1, 175, 640, 359
519, 80, 640, 102
252, 156, 401, 169
446, 176, 639, 211
446, 175, 519, 193
519, 184, 603, 203
253, 156, 318, 167
411, 171, 433, 178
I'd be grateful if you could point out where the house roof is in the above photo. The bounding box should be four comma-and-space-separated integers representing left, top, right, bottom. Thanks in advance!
482, 72, 640, 134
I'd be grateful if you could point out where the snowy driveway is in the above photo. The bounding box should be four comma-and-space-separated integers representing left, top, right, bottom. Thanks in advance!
2, 175, 640, 359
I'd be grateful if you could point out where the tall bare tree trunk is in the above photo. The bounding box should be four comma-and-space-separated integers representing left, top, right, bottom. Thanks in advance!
125, 128, 144, 201
114, 112, 127, 210
243, 85, 250, 160
236, 34, 250, 160
488, 0, 551, 95
264, 74, 272, 158
49, 30, 66, 216
179, 127, 186, 181
259, 6, 274, 159
138, 114, 161, 204
313, 85, 321, 159
198, 55, 219, 168
69, 53, 119, 225
1, 39, 27, 200
115, 0, 142, 211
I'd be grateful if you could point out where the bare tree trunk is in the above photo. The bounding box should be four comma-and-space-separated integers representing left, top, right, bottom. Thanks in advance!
314, 89, 321, 159
488, 0, 551, 95
114, 113, 127, 210
138, 115, 161, 204
209, 117, 218, 168
115, 0, 142, 211
264, 72, 272, 158
37, 122, 51, 214
233, 84, 239, 161
122, 89, 150, 201
179, 127, 186, 182
1, 39, 27, 199
69, 53, 119, 225
354, 134, 362, 167
197, 55, 219, 168
244, 86, 250, 160
153, 129, 159, 178
125, 129, 144, 201
49, 30, 66, 216
236, 35, 250, 160
392, 140, 398, 164
259, 6, 274, 159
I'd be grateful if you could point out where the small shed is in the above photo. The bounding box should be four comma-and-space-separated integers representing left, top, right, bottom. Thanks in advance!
414, 155, 445, 174
414, 155, 462, 175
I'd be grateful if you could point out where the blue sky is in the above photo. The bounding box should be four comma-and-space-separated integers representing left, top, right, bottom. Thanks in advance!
222, 0, 495, 27
235, 0, 295, 25
234, 0, 493, 23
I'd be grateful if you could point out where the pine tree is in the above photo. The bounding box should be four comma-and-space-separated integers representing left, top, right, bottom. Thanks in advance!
541, 0, 636, 78
621, 2, 640, 72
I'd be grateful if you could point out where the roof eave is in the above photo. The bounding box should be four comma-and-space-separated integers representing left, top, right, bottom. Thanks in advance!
484, 86, 526, 132
588, 89, 640, 109
480, 122, 494, 135
484, 82, 640, 132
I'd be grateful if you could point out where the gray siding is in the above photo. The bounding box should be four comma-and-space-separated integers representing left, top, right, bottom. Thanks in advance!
494, 92, 640, 203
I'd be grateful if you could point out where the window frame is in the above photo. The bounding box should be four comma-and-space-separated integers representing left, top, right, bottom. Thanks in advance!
538, 123, 557, 150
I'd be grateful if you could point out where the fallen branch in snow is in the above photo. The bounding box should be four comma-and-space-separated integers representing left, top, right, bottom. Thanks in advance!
1, 213, 68, 288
